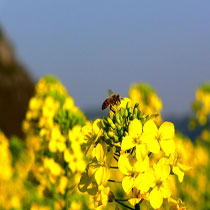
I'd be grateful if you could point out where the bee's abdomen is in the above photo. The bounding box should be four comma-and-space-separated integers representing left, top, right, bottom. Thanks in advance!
102, 99, 109, 110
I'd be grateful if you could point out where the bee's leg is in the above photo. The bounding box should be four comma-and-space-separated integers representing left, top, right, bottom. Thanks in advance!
110, 105, 115, 113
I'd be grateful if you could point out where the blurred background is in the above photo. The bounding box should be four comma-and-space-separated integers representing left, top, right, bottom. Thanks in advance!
0, 0, 210, 138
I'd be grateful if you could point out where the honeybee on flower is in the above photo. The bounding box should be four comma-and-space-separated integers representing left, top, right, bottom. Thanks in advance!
102, 89, 121, 113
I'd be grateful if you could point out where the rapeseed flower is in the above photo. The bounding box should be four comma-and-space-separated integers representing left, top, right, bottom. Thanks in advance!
154, 122, 175, 156
148, 158, 172, 209
121, 119, 160, 154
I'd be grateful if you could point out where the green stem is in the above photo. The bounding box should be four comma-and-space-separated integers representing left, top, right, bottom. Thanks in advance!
115, 199, 135, 210
135, 203, 140, 210
64, 163, 69, 210
64, 189, 69, 210
115, 198, 129, 201
110, 166, 118, 169
108, 179, 121, 183
51, 183, 56, 210
135, 199, 144, 210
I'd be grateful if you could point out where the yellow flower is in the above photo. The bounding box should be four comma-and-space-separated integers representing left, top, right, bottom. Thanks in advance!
129, 88, 141, 105
118, 153, 136, 194
150, 93, 162, 112
121, 119, 160, 154
29, 97, 43, 111
169, 153, 191, 183
64, 148, 86, 173
92, 142, 110, 185
63, 97, 74, 110
48, 126, 66, 152
44, 158, 62, 176
94, 185, 111, 207
82, 119, 103, 156
148, 158, 172, 209
0, 132, 12, 181
154, 122, 175, 156
135, 168, 155, 193
128, 188, 148, 206
70, 201, 82, 210
57, 176, 68, 194
169, 198, 186, 210
118, 153, 149, 194
69, 125, 83, 145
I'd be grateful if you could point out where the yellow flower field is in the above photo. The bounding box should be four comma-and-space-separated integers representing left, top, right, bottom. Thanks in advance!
1, 76, 210, 210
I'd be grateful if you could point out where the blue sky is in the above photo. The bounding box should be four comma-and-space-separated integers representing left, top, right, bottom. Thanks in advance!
0, 1, 210, 116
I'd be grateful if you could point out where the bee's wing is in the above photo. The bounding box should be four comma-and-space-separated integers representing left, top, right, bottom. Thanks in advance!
108, 89, 113, 96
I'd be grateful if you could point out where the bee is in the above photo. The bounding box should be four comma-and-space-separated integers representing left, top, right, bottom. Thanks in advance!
102, 89, 121, 112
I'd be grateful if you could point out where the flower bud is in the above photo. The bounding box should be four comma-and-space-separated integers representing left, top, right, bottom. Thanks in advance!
101, 119, 106, 129
120, 109, 124, 117
133, 107, 138, 118
107, 117, 113, 125
113, 135, 119, 143
117, 124, 122, 131
110, 123, 116, 130
108, 131, 115, 138
124, 109, 128, 118
115, 113, 121, 124
128, 107, 133, 116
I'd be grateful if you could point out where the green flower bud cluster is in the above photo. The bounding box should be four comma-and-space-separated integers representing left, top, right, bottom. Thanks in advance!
101, 101, 144, 144
54, 107, 86, 135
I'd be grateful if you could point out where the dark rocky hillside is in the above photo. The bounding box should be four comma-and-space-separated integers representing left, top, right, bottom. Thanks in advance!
0, 26, 34, 138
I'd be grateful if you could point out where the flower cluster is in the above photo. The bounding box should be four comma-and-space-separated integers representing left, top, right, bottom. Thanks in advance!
190, 81, 210, 127
22, 75, 88, 209
128, 83, 162, 124
0, 131, 29, 210
0, 131, 12, 181
172, 134, 209, 210
79, 98, 186, 209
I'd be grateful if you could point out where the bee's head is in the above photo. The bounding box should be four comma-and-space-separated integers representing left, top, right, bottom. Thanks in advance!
117, 94, 121, 101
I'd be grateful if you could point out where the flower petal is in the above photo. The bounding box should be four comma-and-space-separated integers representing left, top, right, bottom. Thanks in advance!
149, 187, 163, 209
95, 143, 106, 162
135, 169, 155, 192
128, 119, 142, 138
95, 166, 110, 185
118, 154, 133, 175
147, 139, 160, 154
122, 176, 135, 194
141, 120, 158, 144
160, 180, 172, 198
154, 158, 170, 181
136, 144, 148, 160
173, 166, 184, 183
134, 156, 149, 173
160, 139, 175, 155
159, 122, 175, 140
121, 136, 136, 151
